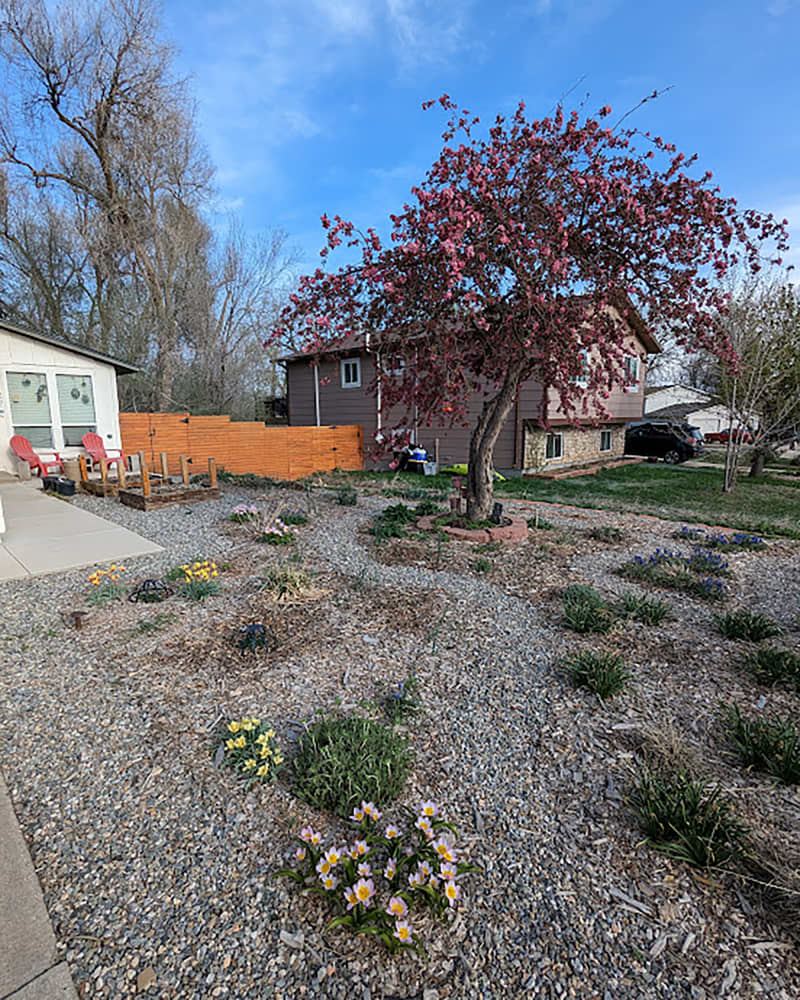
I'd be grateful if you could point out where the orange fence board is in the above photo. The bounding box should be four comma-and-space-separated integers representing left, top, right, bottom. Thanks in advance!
119, 413, 362, 481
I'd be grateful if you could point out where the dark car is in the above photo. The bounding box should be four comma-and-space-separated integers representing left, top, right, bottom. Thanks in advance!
625, 420, 703, 464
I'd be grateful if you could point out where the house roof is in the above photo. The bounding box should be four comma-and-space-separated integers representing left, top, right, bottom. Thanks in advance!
644, 383, 713, 399
279, 298, 660, 362
0, 318, 139, 374
647, 401, 726, 421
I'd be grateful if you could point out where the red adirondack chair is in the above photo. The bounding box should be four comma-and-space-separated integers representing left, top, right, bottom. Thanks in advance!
81, 432, 127, 472
10, 435, 64, 477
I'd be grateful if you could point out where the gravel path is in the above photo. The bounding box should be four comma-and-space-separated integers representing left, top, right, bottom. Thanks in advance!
1, 485, 798, 999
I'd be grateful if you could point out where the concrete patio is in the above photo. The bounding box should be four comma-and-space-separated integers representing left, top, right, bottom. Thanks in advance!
0, 479, 161, 581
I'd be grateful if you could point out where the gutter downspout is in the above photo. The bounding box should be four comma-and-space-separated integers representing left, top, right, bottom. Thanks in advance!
313, 362, 321, 427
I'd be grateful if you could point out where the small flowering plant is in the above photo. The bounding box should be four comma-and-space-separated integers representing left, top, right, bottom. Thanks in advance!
276, 799, 477, 957
674, 525, 766, 551
257, 517, 297, 545
215, 716, 284, 787
620, 547, 728, 601
181, 559, 220, 600
87, 564, 126, 605
230, 503, 259, 523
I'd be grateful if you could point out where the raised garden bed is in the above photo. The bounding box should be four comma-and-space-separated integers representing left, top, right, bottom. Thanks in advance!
416, 512, 528, 542
118, 483, 221, 510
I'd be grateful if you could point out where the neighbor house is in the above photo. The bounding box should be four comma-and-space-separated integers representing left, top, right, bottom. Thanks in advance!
282, 310, 660, 474
0, 319, 137, 476
644, 384, 730, 437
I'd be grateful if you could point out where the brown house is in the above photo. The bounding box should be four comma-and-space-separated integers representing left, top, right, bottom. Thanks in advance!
282, 315, 660, 474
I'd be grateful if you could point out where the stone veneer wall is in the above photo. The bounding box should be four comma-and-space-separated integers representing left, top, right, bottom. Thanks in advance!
522, 423, 625, 473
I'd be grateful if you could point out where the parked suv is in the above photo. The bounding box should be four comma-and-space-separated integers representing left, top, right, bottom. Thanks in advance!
625, 421, 703, 464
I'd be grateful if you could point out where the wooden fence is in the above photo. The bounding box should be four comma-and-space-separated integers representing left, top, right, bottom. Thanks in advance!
119, 412, 363, 480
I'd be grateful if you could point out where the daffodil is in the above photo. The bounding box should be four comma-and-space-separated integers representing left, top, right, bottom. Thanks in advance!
225, 739, 235, 750
234, 735, 246, 749
228, 721, 241, 734
256, 764, 269, 777
243, 759, 256, 770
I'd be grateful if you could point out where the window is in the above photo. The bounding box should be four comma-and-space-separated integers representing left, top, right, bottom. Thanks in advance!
56, 374, 96, 446
624, 354, 640, 392
600, 429, 612, 452
545, 432, 563, 460
382, 354, 405, 376
340, 357, 361, 388
6, 371, 53, 448
572, 348, 589, 387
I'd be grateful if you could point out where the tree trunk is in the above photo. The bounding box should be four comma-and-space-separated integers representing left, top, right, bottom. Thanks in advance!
748, 447, 766, 477
466, 363, 526, 521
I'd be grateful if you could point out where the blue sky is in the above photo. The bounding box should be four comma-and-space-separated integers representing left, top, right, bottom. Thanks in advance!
162, 0, 800, 271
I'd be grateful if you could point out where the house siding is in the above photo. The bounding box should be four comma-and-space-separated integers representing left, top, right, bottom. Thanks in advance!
284, 332, 648, 470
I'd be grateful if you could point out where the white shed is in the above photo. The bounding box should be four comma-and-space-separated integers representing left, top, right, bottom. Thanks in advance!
0, 320, 137, 476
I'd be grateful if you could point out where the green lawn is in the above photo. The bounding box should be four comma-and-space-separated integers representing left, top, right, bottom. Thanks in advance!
339, 464, 800, 538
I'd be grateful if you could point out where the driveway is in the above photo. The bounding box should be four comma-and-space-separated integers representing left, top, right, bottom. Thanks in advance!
0, 480, 161, 581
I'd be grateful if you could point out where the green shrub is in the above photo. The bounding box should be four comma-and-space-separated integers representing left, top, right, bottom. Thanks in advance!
293, 714, 413, 817
472, 557, 492, 574
615, 591, 674, 625
562, 583, 604, 607
563, 650, 630, 698
413, 499, 440, 516
724, 705, 800, 784
714, 609, 782, 642
371, 503, 418, 542
527, 514, 554, 530
629, 768, 748, 868
742, 646, 800, 690
587, 525, 625, 543
337, 486, 358, 506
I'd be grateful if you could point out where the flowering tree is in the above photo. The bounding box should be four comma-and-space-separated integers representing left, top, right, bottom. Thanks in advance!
272, 96, 787, 519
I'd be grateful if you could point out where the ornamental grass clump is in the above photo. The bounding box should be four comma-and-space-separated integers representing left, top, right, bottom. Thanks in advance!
714, 609, 782, 642
181, 559, 220, 600
587, 525, 625, 543
87, 564, 126, 605
216, 716, 284, 787
724, 704, 800, 785
293, 713, 413, 817
742, 646, 800, 690
262, 565, 313, 601
561, 584, 615, 634
629, 767, 748, 869
280, 509, 310, 526
615, 591, 674, 626
563, 650, 630, 699
276, 799, 477, 956
230, 503, 259, 523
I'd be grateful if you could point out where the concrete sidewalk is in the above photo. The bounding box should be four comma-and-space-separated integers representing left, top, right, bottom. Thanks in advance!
0, 480, 161, 581
0, 771, 78, 999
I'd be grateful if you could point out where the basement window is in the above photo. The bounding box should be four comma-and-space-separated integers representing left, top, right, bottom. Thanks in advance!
545, 432, 563, 461
600, 429, 613, 452
341, 357, 361, 388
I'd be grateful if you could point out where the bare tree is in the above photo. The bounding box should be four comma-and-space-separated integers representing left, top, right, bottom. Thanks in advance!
0, 0, 212, 405
717, 274, 800, 491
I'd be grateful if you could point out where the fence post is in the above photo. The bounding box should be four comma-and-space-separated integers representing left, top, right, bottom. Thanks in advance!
180, 455, 189, 485
137, 450, 147, 476
160, 451, 169, 478
99, 457, 108, 487
78, 454, 89, 484
118, 461, 127, 489
208, 457, 217, 489
141, 462, 151, 498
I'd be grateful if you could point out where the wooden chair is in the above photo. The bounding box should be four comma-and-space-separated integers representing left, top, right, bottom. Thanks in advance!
81, 432, 127, 472
10, 435, 64, 477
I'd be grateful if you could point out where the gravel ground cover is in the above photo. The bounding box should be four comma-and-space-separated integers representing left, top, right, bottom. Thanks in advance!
1, 483, 799, 999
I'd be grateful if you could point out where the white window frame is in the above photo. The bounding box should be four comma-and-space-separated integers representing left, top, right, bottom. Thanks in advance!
545, 432, 563, 461
56, 373, 97, 447
5, 370, 55, 449
624, 354, 640, 393
600, 429, 613, 452
340, 357, 361, 388
382, 354, 405, 377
